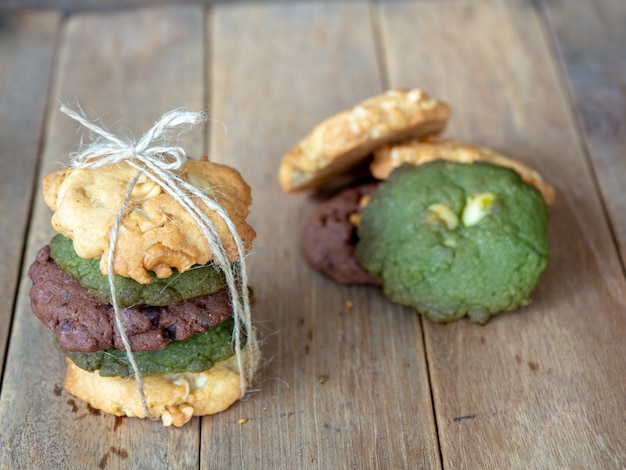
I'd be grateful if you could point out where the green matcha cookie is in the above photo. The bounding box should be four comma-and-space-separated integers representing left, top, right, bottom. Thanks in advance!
50, 234, 228, 307
63, 318, 237, 377
355, 161, 549, 323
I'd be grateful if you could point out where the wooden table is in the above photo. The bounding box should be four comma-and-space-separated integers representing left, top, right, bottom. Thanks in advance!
1, 1, 625, 468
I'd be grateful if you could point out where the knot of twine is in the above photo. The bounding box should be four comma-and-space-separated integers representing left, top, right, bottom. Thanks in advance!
60, 104, 258, 420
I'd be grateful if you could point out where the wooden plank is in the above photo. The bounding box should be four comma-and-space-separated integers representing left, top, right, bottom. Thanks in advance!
0, 0, 225, 13
541, 0, 626, 265
0, 6, 205, 469
379, 0, 626, 467
203, 2, 440, 468
0, 11, 59, 378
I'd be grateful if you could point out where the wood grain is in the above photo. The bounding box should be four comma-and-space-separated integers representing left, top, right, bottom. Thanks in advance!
541, 0, 626, 266
0, 6, 205, 469
379, 0, 626, 467
1, 1, 623, 468
0, 11, 59, 379
203, 2, 440, 468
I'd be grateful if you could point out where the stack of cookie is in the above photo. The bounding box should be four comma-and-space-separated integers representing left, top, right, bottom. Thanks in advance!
30, 158, 257, 426
278, 88, 553, 324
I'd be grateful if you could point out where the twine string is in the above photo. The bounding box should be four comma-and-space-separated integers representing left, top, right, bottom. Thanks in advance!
107, 171, 151, 415
133, 162, 256, 383
60, 104, 257, 420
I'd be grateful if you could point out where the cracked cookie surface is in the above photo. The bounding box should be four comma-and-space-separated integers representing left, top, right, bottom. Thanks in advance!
279, 89, 451, 192
43, 159, 256, 284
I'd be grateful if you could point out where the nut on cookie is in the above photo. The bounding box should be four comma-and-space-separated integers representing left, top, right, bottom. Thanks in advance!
43, 159, 256, 284
371, 137, 555, 205
278, 89, 451, 192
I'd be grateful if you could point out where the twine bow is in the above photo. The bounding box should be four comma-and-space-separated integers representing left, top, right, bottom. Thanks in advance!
60, 104, 257, 420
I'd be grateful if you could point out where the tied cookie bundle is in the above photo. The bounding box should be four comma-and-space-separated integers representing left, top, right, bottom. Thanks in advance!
29, 105, 259, 427
278, 89, 554, 324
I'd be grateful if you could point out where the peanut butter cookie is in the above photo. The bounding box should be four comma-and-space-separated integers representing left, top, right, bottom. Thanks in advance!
278, 89, 451, 192
371, 137, 555, 205
43, 159, 256, 284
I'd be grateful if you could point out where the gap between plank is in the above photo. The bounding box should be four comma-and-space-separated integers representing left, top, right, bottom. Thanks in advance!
419, 315, 445, 469
370, 1, 390, 91
371, 2, 443, 466
0, 12, 63, 393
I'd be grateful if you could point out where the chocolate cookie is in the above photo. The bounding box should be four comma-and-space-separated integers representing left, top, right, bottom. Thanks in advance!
28, 245, 233, 353
302, 183, 381, 285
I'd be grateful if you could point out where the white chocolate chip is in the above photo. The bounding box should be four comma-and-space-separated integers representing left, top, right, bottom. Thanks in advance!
381, 100, 397, 111
352, 106, 367, 119
130, 180, 162, 201
462, 193, 496, 226
419, 99, 438, 110
194, 374, 207, 388
443, 237, 457, 248
171, 377, 191, 399
407, 89, 424, 102
428, 204, 459, 230
349, 120, 361, 135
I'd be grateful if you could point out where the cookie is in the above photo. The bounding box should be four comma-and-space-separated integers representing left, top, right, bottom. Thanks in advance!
302, 183, 381, 285
356, 161, 549, 324
371, 137, 555, 205
28, 244, 235, 353
64, 354, 244, 427
48, 234, 226, 307
43, 159, 256, 284
279, 89, 451, 192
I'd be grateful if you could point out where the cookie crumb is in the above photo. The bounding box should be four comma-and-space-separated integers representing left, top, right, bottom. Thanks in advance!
318, 375, 329, 385
345, 300, 354, 310
237, 418, 248, 425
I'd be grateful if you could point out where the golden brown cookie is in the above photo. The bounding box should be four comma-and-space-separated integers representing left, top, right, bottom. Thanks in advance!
278, 89, 451, 192
64, 355, 243, 427
43, 159, 256, 284
371, 137, 555, 205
